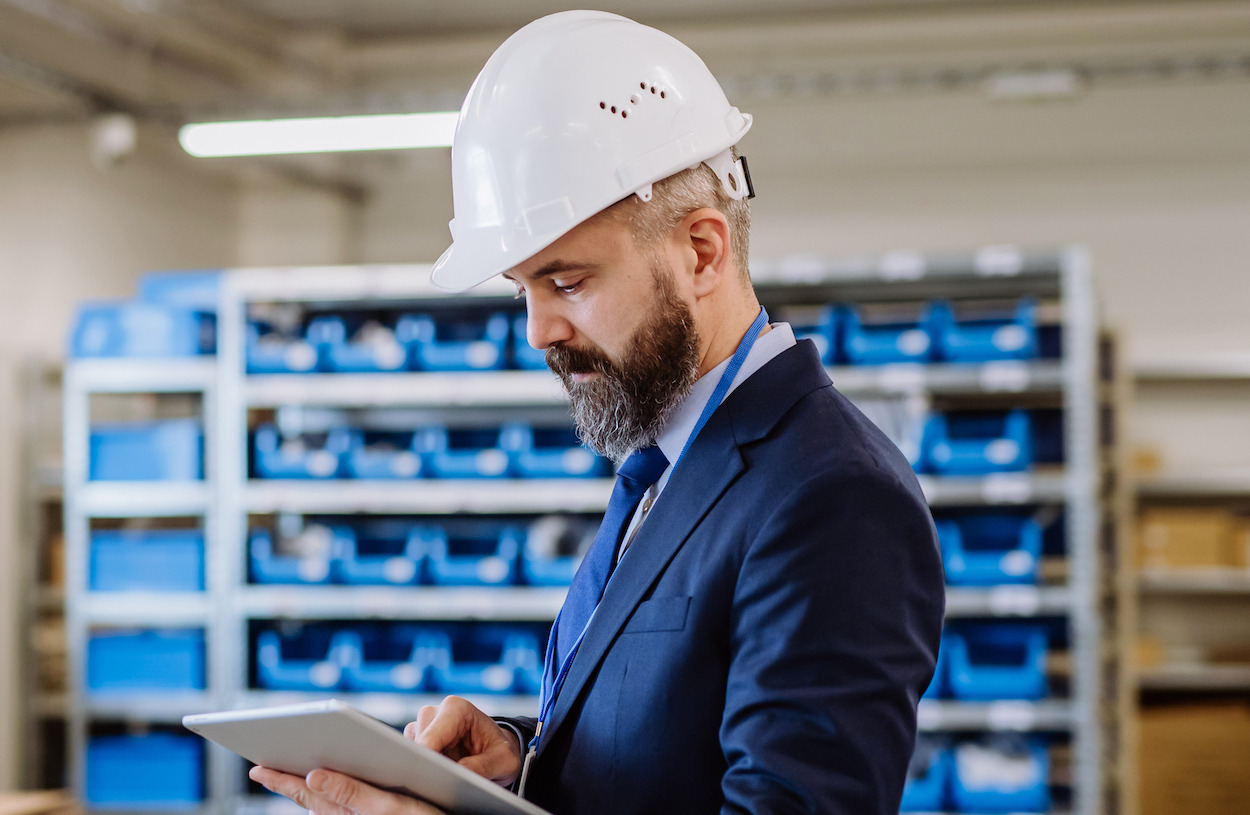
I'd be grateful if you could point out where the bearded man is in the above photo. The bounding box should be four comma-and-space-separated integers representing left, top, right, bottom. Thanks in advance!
252, 11, 944, 815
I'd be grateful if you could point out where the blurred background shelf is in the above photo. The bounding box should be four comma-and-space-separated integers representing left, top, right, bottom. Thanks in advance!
242, 479, 615, 514
1137, 666, 1250, 692
239, 586, 568, 620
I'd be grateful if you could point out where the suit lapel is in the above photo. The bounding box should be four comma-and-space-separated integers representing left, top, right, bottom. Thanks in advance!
536, 340, 833, 756
539, 410, 745, 755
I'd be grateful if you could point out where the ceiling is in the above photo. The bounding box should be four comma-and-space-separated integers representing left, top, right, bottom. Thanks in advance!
221, 0, 996, 37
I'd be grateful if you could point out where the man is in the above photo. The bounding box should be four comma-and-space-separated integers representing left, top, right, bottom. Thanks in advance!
253, 11, 943, 815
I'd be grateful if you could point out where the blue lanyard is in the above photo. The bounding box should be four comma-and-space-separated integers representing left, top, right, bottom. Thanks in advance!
518, 307, 770, 794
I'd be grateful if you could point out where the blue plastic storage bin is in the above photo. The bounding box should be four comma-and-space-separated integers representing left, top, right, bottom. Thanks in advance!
256, 629, 358, 691
513, 425, 607, 479
424, 526, 521, 586
900, 739, 951, 812
422, 426, 518, 479
345, 430, 425, 479
951, 736, 1050, 813
936, 299, 1038, 363
248, 528, 334, 584
511, 314, 548, 370
937, 515, 1042, 586
790, 306, 840, 365
90, 529, 203, 592
426, 628, 543, 695
333, 525, 423, 585
320, 318, 411, 373
90, 419, 202, 481
253, 424, 351, 479
842, 303, 947, 365
246, 321, 320, 374
922, 632, 948, 700
70, 302, 209, 358
918, 410, 1033, 475
343, 627, 437, 693
948, 624, 1048, 701
521, 516, 596, 587
87, 629, 204, 692
400, 312, 510, 371
86, 732, 203, 810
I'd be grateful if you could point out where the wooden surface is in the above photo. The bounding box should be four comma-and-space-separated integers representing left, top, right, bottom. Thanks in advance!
0, 790, 78, 815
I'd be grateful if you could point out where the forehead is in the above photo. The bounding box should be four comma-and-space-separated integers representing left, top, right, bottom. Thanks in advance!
506, 213, 634, 282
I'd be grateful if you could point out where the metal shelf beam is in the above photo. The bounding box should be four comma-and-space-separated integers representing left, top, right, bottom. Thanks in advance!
244, 479, 615, 515
239, 586, 567, 620
916, 700, 1074, 731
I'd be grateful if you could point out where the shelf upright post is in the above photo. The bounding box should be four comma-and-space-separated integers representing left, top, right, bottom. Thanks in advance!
60, 360, 91, 806
1060, 246, 1103, 815
213, 269, 250, 811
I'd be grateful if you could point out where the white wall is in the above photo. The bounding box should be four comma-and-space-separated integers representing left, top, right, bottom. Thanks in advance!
0, 122, 239, 790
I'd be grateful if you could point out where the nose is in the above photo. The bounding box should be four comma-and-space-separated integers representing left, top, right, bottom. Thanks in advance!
524, 295, 575, 351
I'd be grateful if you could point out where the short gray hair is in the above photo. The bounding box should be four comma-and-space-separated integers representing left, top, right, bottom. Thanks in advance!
600, 147, 751, 279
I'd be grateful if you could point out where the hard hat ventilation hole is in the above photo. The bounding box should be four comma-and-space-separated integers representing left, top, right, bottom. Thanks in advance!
650, 86, 656, 94
599, 102, 606, 109
640, 82, 647, 89
660, 91, 666, 99
630, 94, 640, 105
610, 106, 617, 113
621, 110, 628, 118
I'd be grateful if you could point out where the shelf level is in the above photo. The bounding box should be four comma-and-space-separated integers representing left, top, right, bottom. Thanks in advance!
65, 358, 216, 393
83, 692, 216, 723
76, 482, 210, 517
1136, 468, 1250, 497
944, 586, 1071, 617
79, 592, 211, 625
242, 361, 1064, 409
830, 361, 1063, 396
1132, 350, 1250, 380
918, 471, 1067, 507
1139, 569, 1250, 595
917, 700, 1073, 731
244, 479, 614, 514
241, 586, 567, 620
1138, 665, 1250, 691
238, 585, 1063, 621
245, 371, 568, 408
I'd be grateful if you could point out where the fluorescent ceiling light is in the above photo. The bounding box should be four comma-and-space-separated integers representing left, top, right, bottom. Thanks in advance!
179, 111, 459, 157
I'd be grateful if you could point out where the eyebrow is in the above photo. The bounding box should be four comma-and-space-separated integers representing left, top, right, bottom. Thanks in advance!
504, 260, 599, 282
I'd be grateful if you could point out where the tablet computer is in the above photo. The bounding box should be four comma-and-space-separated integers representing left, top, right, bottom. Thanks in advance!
183, 699, 549, 815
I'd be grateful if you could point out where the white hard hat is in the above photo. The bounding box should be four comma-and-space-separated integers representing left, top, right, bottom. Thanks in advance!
430, 10, 753, 292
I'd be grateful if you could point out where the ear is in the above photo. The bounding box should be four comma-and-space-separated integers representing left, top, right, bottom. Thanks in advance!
678, 208, 733, 299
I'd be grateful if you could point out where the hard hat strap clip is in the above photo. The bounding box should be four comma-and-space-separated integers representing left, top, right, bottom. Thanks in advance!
704, 147, 753, 202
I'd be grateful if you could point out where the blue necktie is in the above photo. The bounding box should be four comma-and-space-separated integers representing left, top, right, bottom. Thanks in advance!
552, 444, 670, 670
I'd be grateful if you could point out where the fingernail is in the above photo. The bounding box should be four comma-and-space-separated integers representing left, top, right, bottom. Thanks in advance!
306, 770, 326, 792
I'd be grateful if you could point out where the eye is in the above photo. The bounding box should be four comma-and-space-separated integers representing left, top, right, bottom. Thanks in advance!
555, 280, 583, 295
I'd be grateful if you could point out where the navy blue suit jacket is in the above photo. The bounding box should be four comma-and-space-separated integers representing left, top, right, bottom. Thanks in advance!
506, 339, 944, 815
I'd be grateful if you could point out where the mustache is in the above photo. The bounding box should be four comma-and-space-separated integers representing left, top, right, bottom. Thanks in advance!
546, 341, 615, 379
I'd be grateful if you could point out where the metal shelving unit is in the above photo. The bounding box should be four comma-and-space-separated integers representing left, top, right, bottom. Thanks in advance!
61, 354, 221, 809
62, 247, 1113, 815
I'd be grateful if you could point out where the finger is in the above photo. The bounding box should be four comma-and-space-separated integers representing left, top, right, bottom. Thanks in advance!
249, 767, 354, 815
411, 705, 438, 739
307, 769, 444, 815
414, 697, 472, 753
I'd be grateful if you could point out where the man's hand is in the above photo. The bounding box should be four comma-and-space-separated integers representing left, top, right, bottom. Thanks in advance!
249, 767, 443, 815
406, 695, 523, 786
250, 696, 523, 815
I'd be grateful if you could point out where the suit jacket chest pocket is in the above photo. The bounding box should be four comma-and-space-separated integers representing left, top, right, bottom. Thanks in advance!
623, 595, 691, 633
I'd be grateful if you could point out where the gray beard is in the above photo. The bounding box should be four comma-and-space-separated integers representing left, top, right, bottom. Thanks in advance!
546, 264, 700, 464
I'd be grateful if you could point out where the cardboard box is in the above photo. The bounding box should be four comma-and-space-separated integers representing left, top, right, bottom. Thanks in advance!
1139, 702, 1250, 815
1137, 508, 1239, 570
1231, 518, 1250, 569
